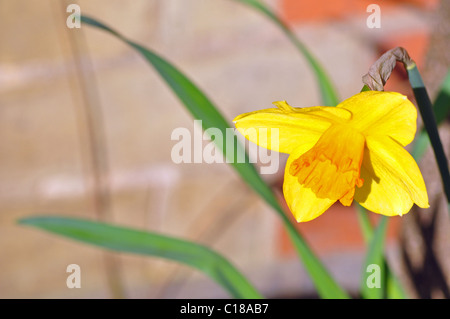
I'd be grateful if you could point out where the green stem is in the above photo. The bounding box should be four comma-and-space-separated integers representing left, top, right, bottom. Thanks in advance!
407, 64, 450, 204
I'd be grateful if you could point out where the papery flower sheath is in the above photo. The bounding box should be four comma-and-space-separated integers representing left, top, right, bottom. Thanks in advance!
234, 91, 429, 222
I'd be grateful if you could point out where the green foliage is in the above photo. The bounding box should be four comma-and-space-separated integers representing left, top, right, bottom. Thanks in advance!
19, 216, 262, 299
360, 217, 388, 299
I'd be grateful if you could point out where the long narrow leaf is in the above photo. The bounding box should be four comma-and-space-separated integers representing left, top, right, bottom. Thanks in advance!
356, 205, 407, 298
431, 69, 450, 126
19, 216, 262, 299
233, 0, 339, 106
81, 15, 349, 299
360, 216, 388, 299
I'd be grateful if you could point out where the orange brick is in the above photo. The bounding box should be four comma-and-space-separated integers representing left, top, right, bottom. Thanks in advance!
280, 0, 438, 24
387, 0, 439, 10
281, 0, 386, 24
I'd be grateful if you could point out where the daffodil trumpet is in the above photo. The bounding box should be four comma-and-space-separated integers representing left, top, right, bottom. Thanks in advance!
234, 91, 429, 222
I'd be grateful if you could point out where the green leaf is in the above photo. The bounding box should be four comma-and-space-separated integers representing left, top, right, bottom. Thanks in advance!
356, 204, 374, 243
411, 131, 430, 161
233, 0, 339, 106
360, 216, 388, 299
356, 205, 407, 298
385, 269, 408, 299
19, 216, 262, 299
81, 15, 349, 299
360, 85, 371, 92
431, 69, 450, 126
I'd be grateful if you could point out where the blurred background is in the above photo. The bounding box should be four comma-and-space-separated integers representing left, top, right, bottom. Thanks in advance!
0, 0, 449, 298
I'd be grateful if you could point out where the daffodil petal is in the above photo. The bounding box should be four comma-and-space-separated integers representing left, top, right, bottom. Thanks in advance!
354, 135, 429, 216
234, 101, 351, 154
338, 91, 417, 146
283, 143, 336, 222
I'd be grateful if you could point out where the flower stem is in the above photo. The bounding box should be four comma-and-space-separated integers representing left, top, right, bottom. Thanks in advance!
407, 63, 450, 204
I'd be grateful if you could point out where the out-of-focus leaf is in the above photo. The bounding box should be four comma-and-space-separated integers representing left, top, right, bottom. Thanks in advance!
432, 69, 450, 126
360, 216, 388, 299
356, 205, 407, 299
19, 216, 262, 299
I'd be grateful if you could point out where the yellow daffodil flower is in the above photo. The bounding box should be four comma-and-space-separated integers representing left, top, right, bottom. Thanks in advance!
234, 91, 429, 222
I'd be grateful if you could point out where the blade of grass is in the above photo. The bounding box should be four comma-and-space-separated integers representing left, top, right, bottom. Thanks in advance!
360, 216, 388, 299
411, 131, 432, 162
356, 204, 407, 299
19, 216, 262, 299
233, 0, 339, 106
385, 265, 408, 299
81, 15, 349, 299
431, 69, 450, 126
356, 204, 373, 243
